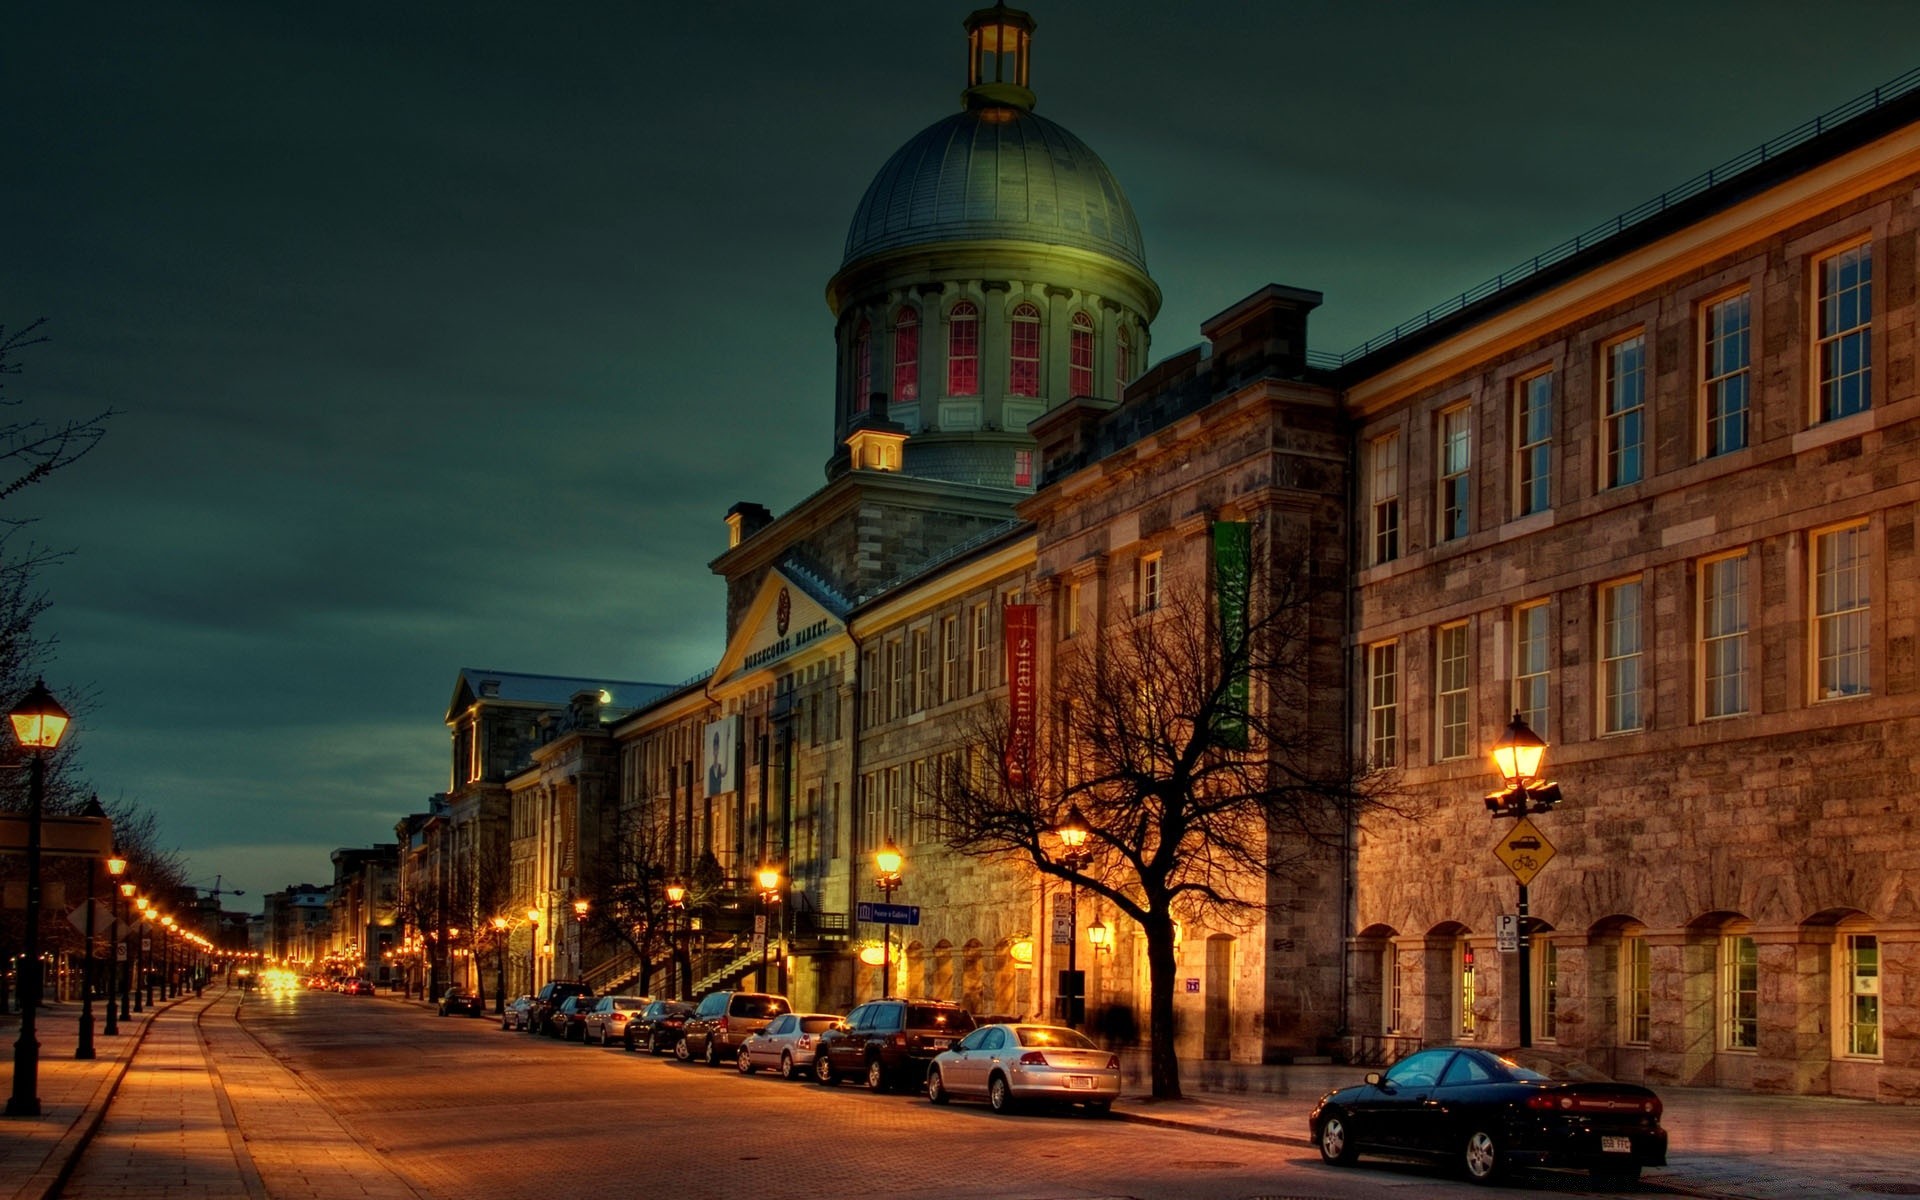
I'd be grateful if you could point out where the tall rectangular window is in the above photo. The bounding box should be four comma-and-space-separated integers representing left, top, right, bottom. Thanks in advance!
1436, 622, 1469, 760
1701, 553, 1749, 718
1012, 448, 1034, 489
947, 301, 979, 396
1063, 580, 1082, 639
1722, 933, 1758, 1050
1817, 243, 1872, 422
1458, 944, 1477, 1040
1843, 933, 1880, 1058
892, 307, 919, 402
1601, 579, 1644, 733
911, 628, 931, 714
1137, 552, 1162, 613
1367, 641, 1399, 767
940, 615, 960, 704
1515, 371, 1552, 516
1438, 406, 1471, 542
1513, 601, 1549, 739
1604, 334, 1646, 488
969, 602, 991, 692
1703, 292, 1750, 456
1624, 935, 1652, 1045
1069, 312, 1095, 396
1541, 941, 1559, 1041
1815, 523, 1870, 700
886, 638, 906, 721
1008, 302, 1041, 396
1384, 945, 1403, 1035
862, 649, 881, 728
1369, 432, 1401, 564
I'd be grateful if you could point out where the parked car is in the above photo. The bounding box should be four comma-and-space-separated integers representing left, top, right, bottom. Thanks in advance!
677, 990, 791, 1066
501, 995, 534, 1031
737, 1012, 841, 1078
582, 995, 651, 1046
624, 999, 695, 1053
553, 994, 597, 1040
528, 980, 593, 1036
925, 1023, 1119, 1114
1307, 1045, 1668, 1186
438, 987, 486, 1017
813, 998, 975, 1091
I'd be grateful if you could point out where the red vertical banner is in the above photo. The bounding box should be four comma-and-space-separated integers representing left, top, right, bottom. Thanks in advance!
1003, 603, 1038, 787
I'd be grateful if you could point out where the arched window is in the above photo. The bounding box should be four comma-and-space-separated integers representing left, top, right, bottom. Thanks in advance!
1116, 323, 1133, 389
892, 307, 919, 402
1070, 311, 1095, 396
948, 301, 979, 396
854, 320, 873, 413
1009, 302, 1042, 396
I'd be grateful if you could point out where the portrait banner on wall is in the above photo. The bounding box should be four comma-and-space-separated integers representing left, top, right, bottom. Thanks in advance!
704, 714, 740, 798
1003, 602, 1038, 786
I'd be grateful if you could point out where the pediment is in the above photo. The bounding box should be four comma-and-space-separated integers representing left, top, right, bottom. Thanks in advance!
713, 569, 846, 685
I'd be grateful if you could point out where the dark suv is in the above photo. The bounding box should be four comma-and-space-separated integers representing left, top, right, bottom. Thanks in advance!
813, 998, 975, 1091
528, 980, 593, 1036
677, 990, 791, 1066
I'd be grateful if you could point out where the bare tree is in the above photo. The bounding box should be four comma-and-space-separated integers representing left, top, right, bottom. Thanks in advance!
582, 802, 680, 996
934, 531, 1392, 1100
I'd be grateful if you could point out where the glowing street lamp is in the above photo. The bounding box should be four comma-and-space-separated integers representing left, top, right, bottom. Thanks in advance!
525, 907, 541, 994
6, 679, 72, 1118
103, 852, 126, 1037
1052, 806, 1094, 1029
755, 866, 782, 991
1484, 711, 1563, 1049
118, 881, 137, 1017
873, 840, 904, 999
664, 880, 688, 1000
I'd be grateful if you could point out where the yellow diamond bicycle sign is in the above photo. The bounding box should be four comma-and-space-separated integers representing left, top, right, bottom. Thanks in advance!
1493, 816, 1555, 886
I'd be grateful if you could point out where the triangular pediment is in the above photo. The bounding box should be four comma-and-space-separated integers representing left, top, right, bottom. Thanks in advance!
713, 568, 848, 686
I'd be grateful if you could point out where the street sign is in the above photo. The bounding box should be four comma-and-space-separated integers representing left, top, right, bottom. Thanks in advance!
66, 900, 114, 935
1051, 896, 1072, 945
1496, 913, 1519, 953
855, 902, 920, 926
1184, 977, 1200, 993
1493, 816, 1556, 886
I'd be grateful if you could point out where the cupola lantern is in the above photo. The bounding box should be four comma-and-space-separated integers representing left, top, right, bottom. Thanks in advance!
964, 3, 1036, 111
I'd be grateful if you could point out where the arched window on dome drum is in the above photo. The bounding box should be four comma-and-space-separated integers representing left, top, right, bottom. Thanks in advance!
948, 302, 979, 396
1070, 312, 1095, 397
893, 308, 919, 402
1117, 324, 1134, 390
1009, 302, 1042, 397
854, 320, 873, 413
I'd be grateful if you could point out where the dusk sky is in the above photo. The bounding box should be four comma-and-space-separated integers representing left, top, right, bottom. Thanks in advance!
7, 2, 1918, 906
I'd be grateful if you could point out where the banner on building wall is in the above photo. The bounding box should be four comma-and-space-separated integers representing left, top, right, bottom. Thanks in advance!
1211, 521, 1251, 749
704, 714, 740, 798
559, 792, 577, 873
1003, 603, 1039, 787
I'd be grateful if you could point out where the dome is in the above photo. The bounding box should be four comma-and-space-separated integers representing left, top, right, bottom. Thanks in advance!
841, 106, 1148, 273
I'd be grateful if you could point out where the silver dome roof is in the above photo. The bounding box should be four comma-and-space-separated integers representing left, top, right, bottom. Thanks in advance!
841, 106, 1148, 272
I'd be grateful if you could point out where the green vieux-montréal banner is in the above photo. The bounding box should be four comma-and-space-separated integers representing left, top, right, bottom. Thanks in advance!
1212, 521, 1250, 749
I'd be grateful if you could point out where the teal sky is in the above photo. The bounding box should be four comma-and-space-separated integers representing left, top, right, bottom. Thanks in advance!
6, 1, 1918, 904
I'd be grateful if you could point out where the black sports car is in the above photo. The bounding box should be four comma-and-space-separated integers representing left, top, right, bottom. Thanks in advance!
1308, 1045, 1667, 1186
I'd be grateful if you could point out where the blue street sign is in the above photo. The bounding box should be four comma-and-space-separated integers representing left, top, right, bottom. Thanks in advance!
855, 902, 920, 926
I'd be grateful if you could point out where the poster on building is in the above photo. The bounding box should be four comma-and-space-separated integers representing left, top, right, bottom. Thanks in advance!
704, 714, 739, 798
1003, 602, 1038, 787
1211, 521, 1251, 748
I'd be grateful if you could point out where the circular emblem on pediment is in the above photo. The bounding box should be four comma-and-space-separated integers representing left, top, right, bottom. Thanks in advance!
777, 586, 792, 637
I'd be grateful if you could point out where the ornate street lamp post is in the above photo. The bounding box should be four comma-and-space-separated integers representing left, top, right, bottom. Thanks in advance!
1054, 806, 1093, 1029
118, 881, 136, 1019
873, 840, 904, 999
571, 898, 589, 979
665, 880, 687, 999
490, 917, 509, 1014
103, 851, 126, 1038
755, 866, 781, 992
1486, 711, 1562, 1049
525, 907, 541, 996
5, 680, 72, 1117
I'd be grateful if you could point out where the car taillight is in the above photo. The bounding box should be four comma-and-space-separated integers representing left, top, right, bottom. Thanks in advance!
1525, 1091, 1662, 1118
1106, 1055, 1120, 1070
891, 1034, 907, 1047
1018, 1051, 1049, 1066
797, 1035, 812, 1049
716, 1017, 728, 1031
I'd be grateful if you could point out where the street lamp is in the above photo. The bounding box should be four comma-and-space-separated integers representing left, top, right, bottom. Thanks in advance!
103, 851, 126, 1037
572, 898, 589, 979
755, 866, 781, 992
664, 880, 687, 1000
1485, 711, 1562, 1049
6, 678, 71, 1118
525, 907, 541, 995
117, 880, 135, 1020
873, 840, 904, 999
1054, 806, 1093, 1029
73, 795, 109, 1059
490, 917, 509, 1014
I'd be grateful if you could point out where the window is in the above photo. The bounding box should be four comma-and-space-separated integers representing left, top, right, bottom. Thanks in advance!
893, 306, 920, 402
1604, 334, 1645, 488
1623, 935, 1651, 1045
1012, 449, 1033, 489
1436, 622, 1469, 760
1367, 641, 1398, 767
1368, 432, 1401, 565
1700, 553, 1749, 718
1842, 933, 1880, 1058
1814, 522, 1870, 699
1438, 405, 1471, 542
1601, 579, 1644, 733
1116, 325, 1133, 388
1514, 371, 1552, 516
1513, 602, 1549, 739
862, 648, 881, 728
1069, 312, 1095, 396
1703, 292, 1749, 455
1458, 943, 1477, 1040
1136, 552, 1162, 613
886, 639, 906, 721
948, 301, 979, 396
1009, 302, 1041, 396
1383, 944, 1403, 1034
1722, 933, 1758, 1050
854, 320, 873, 412
1540, 941, 1559, 1041
1062, 580, 1082, 639
940, 615, 960, 704
913, 628, 933, 713
1817, 242, 1871, 422
969, 602, 990, 693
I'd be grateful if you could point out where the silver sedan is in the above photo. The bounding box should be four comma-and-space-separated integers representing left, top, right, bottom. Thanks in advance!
737, 1012, 842, 1079
925, 1024, 1120, 1114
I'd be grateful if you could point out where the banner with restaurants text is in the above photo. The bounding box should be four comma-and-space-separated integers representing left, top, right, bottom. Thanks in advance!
1003, 602, 1039, 786
1212, 521, 1251, 749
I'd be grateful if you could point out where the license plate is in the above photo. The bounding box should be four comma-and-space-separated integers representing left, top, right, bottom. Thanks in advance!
1067, 1075, 1094, 1089
930, 1038, 950, 1049
1601, 1136, 1632, 1154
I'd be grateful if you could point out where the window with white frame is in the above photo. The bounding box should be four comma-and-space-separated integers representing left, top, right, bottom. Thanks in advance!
1841, 932, 1880, 1058
911, 628, 931, 714
1722, 932, 1758, 1050
862, 648, 881, 727
1601, 579, 1644, 733
1515, 371, 1552, 516
1816, 242, 1872, 422
1604, 333, 1646, 488
1137, 552, 1162, 614
1367, 641, 1399, 767
1384, 944, 1403, 1035
1063, 580, 1082, 639
1436, 622, 1469, 760
940, 615, 960, 704
969, 601, 991, 692
948, 301, 980, 396
886, 638, 905, 721
1438, 406, 1471, 542
1623, 934, 1651, 1045
1814, 522, 1870, 700
1513, 601, 1549, 739
1009, 302, 1042, 396
1116, 325, 1133, 388
1458, 942, 1478, 1040
1012, 448, 1034, 489
1703, 291, 1750, 456
1369, 432, 1401, 565
1540, 940, 1559, 1041
1069, 312, 1095, 396
1700, 552, 1749, 719
892, 306, 919, 402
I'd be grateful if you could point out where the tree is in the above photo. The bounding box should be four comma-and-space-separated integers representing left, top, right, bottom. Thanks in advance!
934, 529, 1391, 1100
582, 802, 681, 997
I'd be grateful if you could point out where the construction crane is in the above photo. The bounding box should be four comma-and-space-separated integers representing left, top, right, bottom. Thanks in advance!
198, 874, 246, 902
